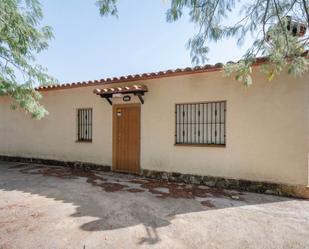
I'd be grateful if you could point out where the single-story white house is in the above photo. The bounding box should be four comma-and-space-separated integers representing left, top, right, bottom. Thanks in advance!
1, 59, 309, 198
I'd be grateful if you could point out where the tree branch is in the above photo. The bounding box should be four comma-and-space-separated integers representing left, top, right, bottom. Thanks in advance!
273, 0, 289, 52
262, 0, 271, 40
302, 0, 309, 25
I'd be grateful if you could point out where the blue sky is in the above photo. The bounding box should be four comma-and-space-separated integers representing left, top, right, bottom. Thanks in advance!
38, 0, 252, 83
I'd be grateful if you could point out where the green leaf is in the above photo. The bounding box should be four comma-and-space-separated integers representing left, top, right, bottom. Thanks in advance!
0, 0, 57, 119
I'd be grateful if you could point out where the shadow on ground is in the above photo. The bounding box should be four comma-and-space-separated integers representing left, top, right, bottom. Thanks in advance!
0, 161, 297, 245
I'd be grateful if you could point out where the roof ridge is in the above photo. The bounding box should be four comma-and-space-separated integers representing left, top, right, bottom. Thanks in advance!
35, 56, 273, 92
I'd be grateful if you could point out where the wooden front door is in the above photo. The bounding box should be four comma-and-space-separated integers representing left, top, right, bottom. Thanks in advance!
113, 104, 140, 173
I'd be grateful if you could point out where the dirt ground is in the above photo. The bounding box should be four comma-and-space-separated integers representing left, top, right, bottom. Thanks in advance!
0, 161, 309, 249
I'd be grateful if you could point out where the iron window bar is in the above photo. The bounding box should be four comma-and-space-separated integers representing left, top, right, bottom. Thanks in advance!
77, 108, 93, 142
175, 101, 226, 146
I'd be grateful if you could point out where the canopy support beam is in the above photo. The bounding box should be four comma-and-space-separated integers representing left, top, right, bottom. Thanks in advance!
101, 95, 113, 105
135, 93, 144, 104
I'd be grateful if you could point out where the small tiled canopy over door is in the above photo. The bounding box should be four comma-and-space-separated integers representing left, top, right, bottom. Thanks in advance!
113, 104, 141, 173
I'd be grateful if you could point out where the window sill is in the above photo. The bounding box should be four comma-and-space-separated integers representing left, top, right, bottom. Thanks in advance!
75, 140, 92, 143
174, 143, 225, 148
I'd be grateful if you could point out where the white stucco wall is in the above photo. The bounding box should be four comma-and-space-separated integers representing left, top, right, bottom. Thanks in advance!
0, 69, 308, 186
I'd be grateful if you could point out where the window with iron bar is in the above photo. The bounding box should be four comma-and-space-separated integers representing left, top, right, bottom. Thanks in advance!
77, 108, 93, 142
175, 101, 226, 146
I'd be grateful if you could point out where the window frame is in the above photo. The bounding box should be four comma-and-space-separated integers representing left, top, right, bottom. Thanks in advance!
76, 108, 93, 143
174, 101, 226, 147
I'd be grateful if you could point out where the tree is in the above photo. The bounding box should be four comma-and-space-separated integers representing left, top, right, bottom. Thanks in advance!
97, 0, 309, 86
0, 0, 55, 119
2, 1, 308, 119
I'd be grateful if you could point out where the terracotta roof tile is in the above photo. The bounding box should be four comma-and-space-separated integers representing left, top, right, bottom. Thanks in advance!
93, 84, 148, 95
36, 54, 308, 92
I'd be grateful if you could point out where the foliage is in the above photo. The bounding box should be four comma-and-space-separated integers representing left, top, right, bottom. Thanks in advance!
0, 0, 56, 119
98, 0, 309, 85
96, 0, 118, 17
3, 1, 308, 119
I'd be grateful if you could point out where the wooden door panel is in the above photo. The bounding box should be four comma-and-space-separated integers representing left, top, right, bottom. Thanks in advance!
113, 104, 140, 173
